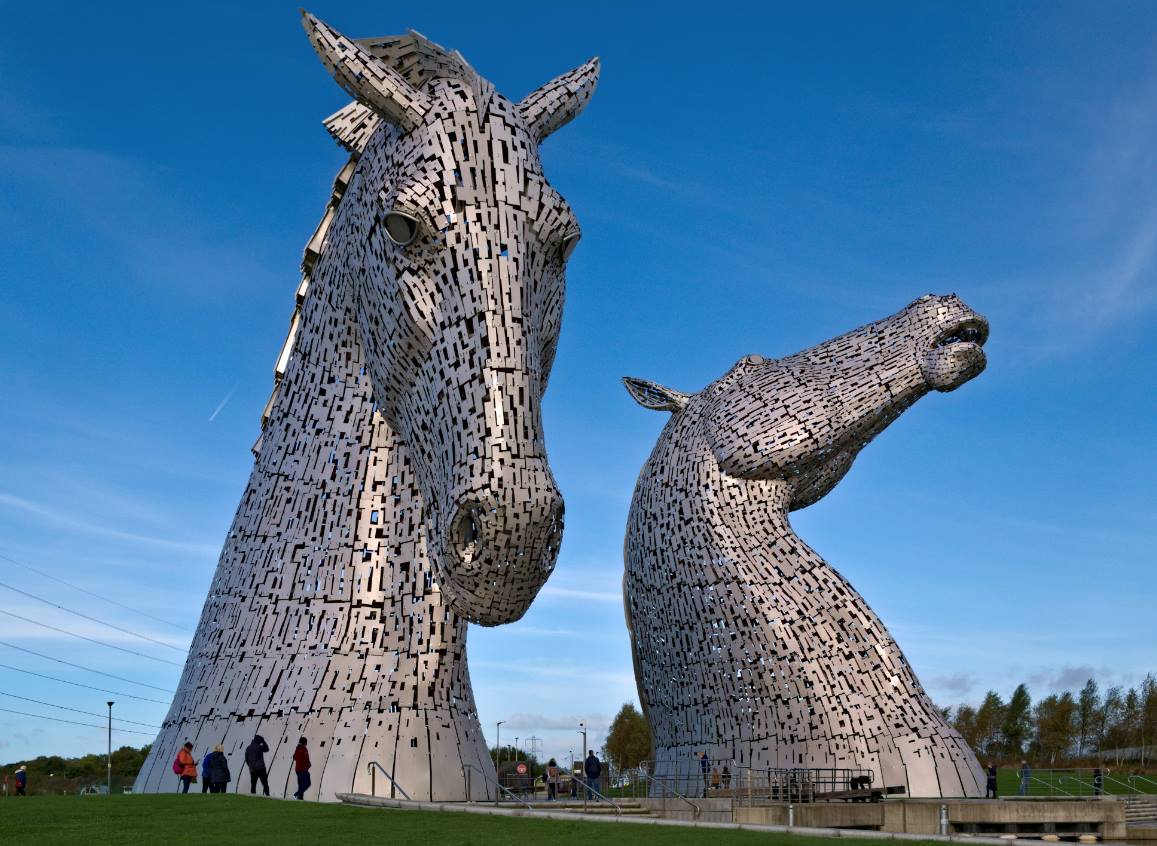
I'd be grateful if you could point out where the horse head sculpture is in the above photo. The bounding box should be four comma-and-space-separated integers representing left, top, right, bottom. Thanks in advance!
304, 13, 597, 625
623, 294, 990, 797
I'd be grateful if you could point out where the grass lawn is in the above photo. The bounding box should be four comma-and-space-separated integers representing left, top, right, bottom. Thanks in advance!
0, 794, 950, 846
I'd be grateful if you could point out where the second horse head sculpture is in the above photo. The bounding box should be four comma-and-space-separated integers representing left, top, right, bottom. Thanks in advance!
624, 294, 990, 797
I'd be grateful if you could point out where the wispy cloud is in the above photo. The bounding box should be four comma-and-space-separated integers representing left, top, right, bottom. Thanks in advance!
0, 492, 217, 556
538, 586, 621, 603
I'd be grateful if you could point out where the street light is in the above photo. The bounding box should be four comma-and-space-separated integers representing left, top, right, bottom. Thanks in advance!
106, 701, 114, 796
514, 736, 519, 763
496, 720, 505, 770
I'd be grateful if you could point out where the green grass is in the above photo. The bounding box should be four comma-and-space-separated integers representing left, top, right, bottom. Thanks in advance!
0, 794, 950, 846
994, 768, 1157, 797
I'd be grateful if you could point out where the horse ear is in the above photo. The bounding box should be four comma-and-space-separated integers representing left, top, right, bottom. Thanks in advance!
518, 57, 599, 143
622, 377, 689, 412
302, 11, 430, 132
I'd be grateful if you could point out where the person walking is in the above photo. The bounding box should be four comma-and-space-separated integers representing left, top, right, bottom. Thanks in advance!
176, 742, 198, 794
722, 766, 731, 790
245, 734, 270, 796
292, 737, 311, 800
207, 744, 231, 794
1018, 761, 1031, 796
985, 763, 998, 799
710, 766, 721, 792
545, 758, 559, 801
200, 750, 212, 794
583, 750, 601, 799
699, 751, 710, 797
1093, 767, 1104, 796
14, 766, 27, 796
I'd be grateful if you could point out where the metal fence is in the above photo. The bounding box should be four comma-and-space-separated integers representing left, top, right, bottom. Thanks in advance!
618, 759, 878, 804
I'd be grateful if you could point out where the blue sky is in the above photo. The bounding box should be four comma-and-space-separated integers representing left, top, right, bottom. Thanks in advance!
1, 1, 1155, 769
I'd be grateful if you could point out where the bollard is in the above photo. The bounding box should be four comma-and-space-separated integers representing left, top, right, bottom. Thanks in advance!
939, 803, 949, 836
788, 802, 794, 827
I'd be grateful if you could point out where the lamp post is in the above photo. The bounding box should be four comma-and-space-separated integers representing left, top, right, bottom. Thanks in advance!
496, 720, 505, 770
106, 701, 114, 795
514, 737, 519, 763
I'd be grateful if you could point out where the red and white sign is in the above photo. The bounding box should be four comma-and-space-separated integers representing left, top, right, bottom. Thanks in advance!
515, 763, 528, 775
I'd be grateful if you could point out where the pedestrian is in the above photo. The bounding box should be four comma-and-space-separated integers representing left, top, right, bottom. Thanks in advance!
546, 758, 559, 801
722, 766, 731, 790
176, 742, 198, 794
699, 751, 710, 797
1018, 760, 1031, 796
200, 750, 212, 793
710, 766, 721, 791
985, 763, 998, 799
570, 766, 578, 798
245, 734, 270, 796
15, 766, 27, 796
1093, 767, 1104, 796
292, 736, 311, 800
584, 749, 601, 798
207, 744, 231, 794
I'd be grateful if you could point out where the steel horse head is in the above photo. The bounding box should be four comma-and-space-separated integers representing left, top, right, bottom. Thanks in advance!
303, 13, 598, 625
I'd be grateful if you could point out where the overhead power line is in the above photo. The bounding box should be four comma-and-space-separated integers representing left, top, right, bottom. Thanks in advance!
0, 640, 175, 693
0, 706, 155, 736
0, 690, 162, 729
0, 578, 187, 654
0, 607, 184, 667
0, 662, 169, 705
0, 551, 194, 634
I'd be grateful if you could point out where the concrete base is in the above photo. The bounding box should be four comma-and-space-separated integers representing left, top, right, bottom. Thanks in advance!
730, 799, 1126, 841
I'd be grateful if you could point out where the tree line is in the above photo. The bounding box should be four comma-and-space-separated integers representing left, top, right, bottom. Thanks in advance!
944, 674, 1157, 766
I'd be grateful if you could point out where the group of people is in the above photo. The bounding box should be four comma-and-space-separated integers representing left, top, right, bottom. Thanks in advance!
697, 751, 731, 796
541, 750, 602, 801
173, 735, 312, 800
984, 761, 1034, 798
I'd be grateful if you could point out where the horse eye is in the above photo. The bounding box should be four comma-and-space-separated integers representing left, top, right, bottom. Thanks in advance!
561, 232, 581, 261
384, 212, 420, 246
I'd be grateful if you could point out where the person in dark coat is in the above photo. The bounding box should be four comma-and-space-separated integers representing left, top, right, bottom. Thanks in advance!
245, 735, 270, 796
986, 763, 998, 799
584, 750, 601, 799
14, 766, 27, 796
292, 737, 311, 800
200, 751, 212, 793
206, 744, 231, 794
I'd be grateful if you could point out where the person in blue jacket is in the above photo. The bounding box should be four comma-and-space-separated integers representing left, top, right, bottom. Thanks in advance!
201, 751, 212, 793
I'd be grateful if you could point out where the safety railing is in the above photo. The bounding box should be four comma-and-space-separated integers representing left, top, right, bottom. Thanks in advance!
636, 770, 701, 818
366, 761, 412, 800
463, 763, 532, 809
1010, 768, 1157, 797
570, 774, 623, 815
633, 759, 876, 804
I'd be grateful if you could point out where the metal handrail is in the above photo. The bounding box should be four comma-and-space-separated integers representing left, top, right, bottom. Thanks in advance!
638, 770, 701, 818
366, 761, 412, 800
570, 774, 623, 815
463, 763, 533, 810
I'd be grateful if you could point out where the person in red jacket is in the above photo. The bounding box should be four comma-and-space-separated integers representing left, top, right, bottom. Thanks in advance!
292, 737, 311, 800
176, 742, 198, 794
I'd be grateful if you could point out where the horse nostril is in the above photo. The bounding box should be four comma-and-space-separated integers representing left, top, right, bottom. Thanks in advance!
451, 503, 485, 564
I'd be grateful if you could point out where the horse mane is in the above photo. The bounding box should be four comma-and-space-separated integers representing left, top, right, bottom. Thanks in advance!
254, 32, 481, 454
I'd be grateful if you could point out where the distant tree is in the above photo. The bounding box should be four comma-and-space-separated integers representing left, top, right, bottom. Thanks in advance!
1076, 678, 1100, 756
1001, 684, 1032, 758
1142, 675, 1157, 767
1034, 692, 1076, 765
1099, 686, 1125, 752
953, 704, 979, 751
604, 703, 652, 771
936, 704, 952, 723
974, 691, 1006, 758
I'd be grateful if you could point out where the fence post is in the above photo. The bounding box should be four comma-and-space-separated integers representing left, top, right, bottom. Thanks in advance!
371, 765, 376, 797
